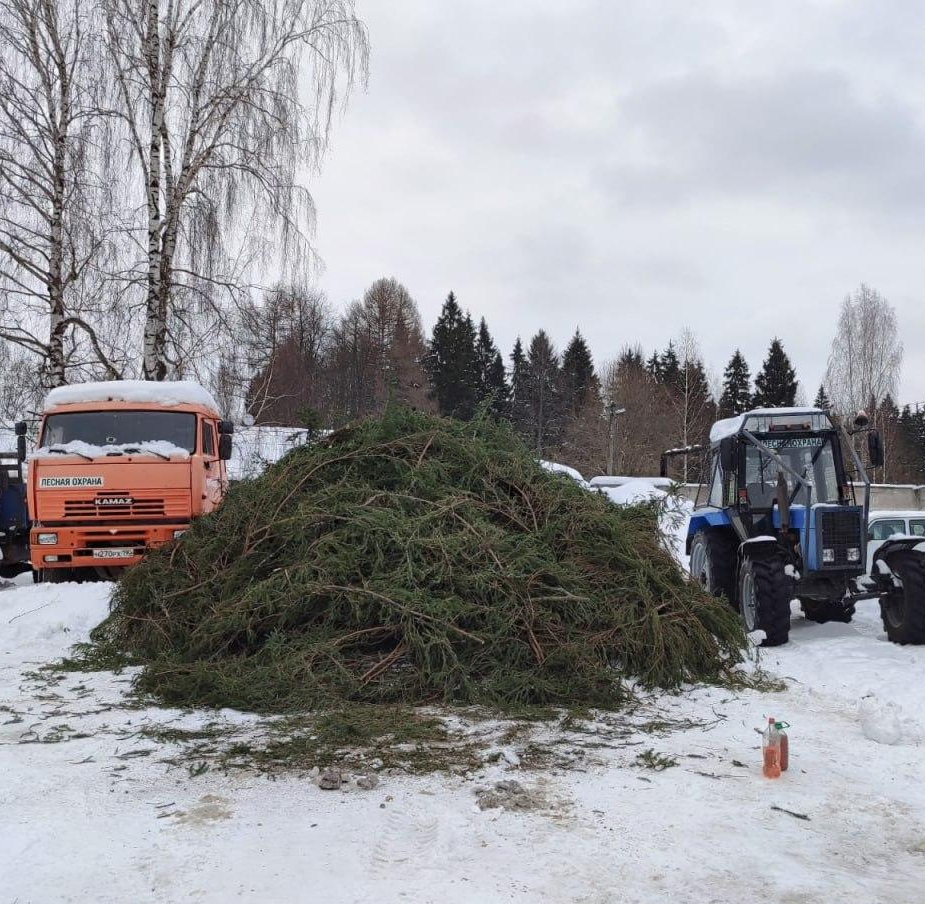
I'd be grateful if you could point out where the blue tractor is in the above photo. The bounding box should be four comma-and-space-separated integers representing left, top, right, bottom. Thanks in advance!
1, 426, 30, 579
665, 407, 925, 646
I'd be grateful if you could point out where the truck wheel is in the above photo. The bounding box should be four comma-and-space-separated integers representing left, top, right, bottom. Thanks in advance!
801, 600, 855, 624
39, 568, 76, 584
880, 551, 925, 645
738, 551, 792, 646
689, 530, 737, 605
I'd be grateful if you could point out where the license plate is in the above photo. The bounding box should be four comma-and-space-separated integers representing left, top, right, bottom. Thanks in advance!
92, 548, 135, 559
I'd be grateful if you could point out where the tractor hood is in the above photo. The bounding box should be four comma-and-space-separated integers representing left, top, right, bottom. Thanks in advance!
30, 454, 193, 524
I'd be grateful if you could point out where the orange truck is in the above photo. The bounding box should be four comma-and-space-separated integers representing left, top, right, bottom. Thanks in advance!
21, 380, 232, 581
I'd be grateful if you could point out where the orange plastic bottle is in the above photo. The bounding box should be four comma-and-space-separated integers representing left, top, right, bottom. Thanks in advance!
776, 721, 789, 771
762, 716, 781, 779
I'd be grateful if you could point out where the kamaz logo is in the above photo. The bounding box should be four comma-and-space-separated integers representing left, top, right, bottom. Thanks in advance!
95, 497, 133, 506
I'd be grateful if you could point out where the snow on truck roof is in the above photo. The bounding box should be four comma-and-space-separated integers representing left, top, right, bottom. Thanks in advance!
709, 407, 826, 443
44, 380, 220, 414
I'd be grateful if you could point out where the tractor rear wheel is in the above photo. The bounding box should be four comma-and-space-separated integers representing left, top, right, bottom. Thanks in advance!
801, 599, 855, 624
689, 529, 737, 606
880, 551, 925, 645
738, 550, 792, 646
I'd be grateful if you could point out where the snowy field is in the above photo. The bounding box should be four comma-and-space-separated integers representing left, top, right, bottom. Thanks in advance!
3, 573, 925, 904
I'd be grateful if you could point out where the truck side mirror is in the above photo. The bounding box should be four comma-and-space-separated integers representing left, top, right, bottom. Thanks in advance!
218, 434, 232, 461
868, 430, 884, 469
719, 437, 735, 473
218, 420, 234, 435
17, 435, 26, 462
14, 421, 27, 436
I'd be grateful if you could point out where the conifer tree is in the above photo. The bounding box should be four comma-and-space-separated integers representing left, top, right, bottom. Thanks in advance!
814, 384, 832, 412
485, 351, 510, 418
509, 337, 529, 432
659, 342, 681, 390
645, 350, 661, 380
619, 345, 645, 371
560, 329, 599, 415
423, 292, 479, 419
473, 317, 509, 416
718, 350, 752, 417
523, 330, 562, 454
752, 338, 798, 408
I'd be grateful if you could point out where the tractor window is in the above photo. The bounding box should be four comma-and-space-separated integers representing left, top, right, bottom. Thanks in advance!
868, 519, 905, 541
909, 519, 925, 537
708, 458, 723, 507
744, 435, 840, 509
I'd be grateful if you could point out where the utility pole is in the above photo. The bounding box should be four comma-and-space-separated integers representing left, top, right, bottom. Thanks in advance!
607, 401, 626, 475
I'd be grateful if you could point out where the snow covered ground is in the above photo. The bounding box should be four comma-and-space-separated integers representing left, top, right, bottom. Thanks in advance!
3, 573, 925, 903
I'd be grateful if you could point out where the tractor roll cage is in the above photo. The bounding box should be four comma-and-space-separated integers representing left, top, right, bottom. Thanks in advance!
735, 424, 870, 561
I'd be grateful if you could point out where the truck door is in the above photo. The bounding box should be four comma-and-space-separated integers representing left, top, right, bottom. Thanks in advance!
201, 420, 224, 511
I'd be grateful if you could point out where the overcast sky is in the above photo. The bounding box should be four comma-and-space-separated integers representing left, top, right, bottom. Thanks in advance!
309, 0, 925, 406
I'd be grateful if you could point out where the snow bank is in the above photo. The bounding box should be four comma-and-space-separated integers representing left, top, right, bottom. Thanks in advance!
709, 407, 824, 443
540, 460, 591, 489
44, 380, 220, 414
589, 475, 673, 489
596, 479, 693, 569
30, 440, 190, 461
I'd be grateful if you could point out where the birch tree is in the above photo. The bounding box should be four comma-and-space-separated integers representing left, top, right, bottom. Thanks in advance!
0, 0, 120, 386
825, 284, 903, 417
102, 0, 369, 380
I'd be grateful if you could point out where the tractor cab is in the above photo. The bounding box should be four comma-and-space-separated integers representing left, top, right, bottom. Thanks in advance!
672, 407, 925, 647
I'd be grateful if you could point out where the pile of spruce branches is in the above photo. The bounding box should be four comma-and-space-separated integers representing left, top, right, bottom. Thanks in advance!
96, 408, 744, 713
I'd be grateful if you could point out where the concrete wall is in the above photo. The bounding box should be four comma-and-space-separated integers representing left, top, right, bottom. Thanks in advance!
672, 482, 925, 511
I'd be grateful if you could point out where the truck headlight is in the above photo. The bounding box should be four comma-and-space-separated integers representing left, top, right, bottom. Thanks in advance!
847, 548, 861, 563
822, 548, 835, 563
37, 533, 58, 545
173, 530, 187, 540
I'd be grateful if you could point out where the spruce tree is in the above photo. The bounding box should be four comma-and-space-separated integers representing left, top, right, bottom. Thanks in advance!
645, 350, 661, 380
752, 338, 797, 408
619, 345, 645, 371
659, 342, 681, 390
473, 316, 510, 417
423, 292, 479, 419
485, 351, 510, 418
718, 350, 752, 417
813, 384, 832, 412
560, 330, 599, 415
509, 337, 529, 432
523, 330, 562, 454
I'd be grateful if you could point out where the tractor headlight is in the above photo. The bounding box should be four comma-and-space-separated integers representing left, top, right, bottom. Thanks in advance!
173, 529, 187, 540
822, 548, 835, 564
37, 532, 58, 545
847, 548, 861, 563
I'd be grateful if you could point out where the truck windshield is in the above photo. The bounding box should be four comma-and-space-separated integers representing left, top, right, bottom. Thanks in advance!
41, 411, 197, 453
744, 435, 841, 508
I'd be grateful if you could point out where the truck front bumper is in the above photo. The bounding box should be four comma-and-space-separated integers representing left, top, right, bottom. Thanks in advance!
31, 524, 186, 570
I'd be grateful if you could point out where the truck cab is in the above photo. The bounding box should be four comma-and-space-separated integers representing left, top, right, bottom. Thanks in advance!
25, 380, 232, 580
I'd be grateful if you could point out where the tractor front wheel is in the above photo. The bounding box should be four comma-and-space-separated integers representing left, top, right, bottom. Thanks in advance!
880, 551, 925, 645
738, 550, 792, 646
689, 529, 737, 606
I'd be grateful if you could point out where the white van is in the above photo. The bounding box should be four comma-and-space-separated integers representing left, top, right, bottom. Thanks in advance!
867, 511, 925, 573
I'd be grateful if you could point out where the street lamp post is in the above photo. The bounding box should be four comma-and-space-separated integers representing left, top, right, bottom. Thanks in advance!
607, 401, 626, 475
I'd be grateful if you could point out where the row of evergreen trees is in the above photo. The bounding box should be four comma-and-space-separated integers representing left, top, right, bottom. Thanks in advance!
423, 292, 598, 454
717, 340, 799, 416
